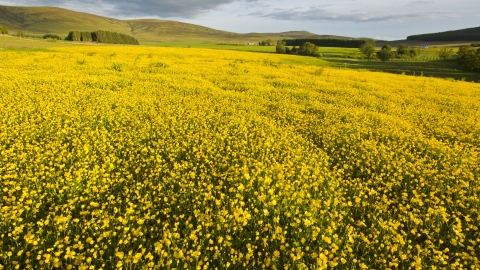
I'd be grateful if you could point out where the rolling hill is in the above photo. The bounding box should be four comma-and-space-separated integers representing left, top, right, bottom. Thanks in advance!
407, 26, 480, 42
0, 5, 348, 43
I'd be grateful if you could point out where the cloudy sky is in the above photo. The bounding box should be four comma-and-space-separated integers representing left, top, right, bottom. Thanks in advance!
2, 0, 479, 40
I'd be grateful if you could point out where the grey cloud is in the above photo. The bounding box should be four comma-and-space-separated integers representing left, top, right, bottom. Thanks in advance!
240, 1, 271, 10
109, 0, 238, 17
0, 0, 257, 18
406, 1, 434, 5
253, 8, 456, 23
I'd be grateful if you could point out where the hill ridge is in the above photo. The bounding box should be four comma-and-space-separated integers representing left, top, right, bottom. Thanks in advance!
0, 5, 341, 43
407, 26, 480, 42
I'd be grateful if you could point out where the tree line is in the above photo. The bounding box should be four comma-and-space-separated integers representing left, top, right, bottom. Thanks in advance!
275, 40, 320, 56
358, 43, 420, 62
258, 39, 275, 46
407, 26, 480, 41
65, 31, 139, 45
282, 38, 375, 48
361, 42, 480, 69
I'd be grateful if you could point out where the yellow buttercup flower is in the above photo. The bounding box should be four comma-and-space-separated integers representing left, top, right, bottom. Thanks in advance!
0, 44, 478, 270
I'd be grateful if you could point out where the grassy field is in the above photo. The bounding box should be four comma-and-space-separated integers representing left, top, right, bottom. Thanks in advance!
143, 42, 278, 53
328, 58, 480, 82
1, 44, 479, 269
146, 42, 361, 56
0, 35, 76, 49
324, 46, 480, 82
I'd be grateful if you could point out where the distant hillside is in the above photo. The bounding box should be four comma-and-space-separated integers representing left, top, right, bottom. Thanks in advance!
0, 5, 343, 43
245, 31, 352, 40
407, 26, 480, 42
0, 6, 128, 35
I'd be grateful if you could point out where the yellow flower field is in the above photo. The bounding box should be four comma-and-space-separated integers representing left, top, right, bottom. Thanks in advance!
0, 45, 479, 269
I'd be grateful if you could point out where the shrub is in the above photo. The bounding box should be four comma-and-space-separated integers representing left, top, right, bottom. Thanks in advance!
259, 39, 274, 46
0, 25, 8, 35
43, 34, 61, 40
438, 47, 454, 60
377, 49, 393, 62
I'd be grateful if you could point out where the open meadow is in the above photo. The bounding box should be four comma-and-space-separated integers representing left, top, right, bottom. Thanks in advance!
0, 45, 479, 269
147, 41, 480, 83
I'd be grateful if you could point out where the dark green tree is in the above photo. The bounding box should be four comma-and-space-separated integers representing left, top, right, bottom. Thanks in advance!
65, 31, 81, 41
438, 47, 454, 60
104, 31, 112, 43
298, 43, 306, 55
303, 42, 319, 56
290, 46, 299, 55
458, 46, 480, 69
410, 48, 419, 58
359, 43, 376, 61
396, 44, 412, 58
87, 30, 138, 45
381, 44, 392, 52
80, 32, 92, 42
377, 44, 393, 62
276, 40, 286, 54
457, 46, 470, 59
377, 48, 393, 62
465, 49, 480, 69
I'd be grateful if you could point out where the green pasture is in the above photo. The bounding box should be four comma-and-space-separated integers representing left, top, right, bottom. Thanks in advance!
0, 35, 74, 49
328, 58, 480, 82
141, 42, 277, 53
